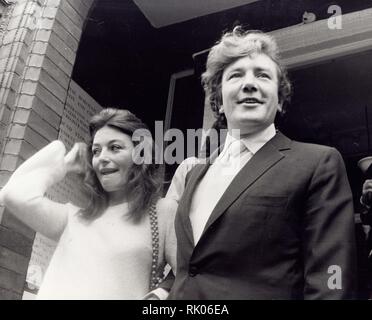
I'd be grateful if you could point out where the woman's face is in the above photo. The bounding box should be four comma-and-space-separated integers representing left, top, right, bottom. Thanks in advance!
91, 126, 134, 197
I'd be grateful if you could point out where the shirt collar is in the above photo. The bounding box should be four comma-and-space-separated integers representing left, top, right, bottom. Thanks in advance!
222, 124, 277, 155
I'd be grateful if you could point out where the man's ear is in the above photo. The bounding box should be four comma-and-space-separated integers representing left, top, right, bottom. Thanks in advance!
277, 102, 283, 113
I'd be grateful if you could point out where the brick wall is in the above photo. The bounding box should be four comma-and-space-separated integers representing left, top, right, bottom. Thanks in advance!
0, 0, 94, 300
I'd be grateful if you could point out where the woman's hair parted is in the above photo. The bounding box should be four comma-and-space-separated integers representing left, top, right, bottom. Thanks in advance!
80, 108, 162, 222
201, 26, 292, 129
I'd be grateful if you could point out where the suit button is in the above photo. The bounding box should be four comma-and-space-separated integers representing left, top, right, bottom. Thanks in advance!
189, 266, 198, 277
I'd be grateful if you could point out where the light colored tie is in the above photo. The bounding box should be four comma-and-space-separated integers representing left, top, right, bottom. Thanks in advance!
219, 140, 249, 176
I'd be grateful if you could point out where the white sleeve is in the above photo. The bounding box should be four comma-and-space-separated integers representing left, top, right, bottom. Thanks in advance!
0, 141, 70, 241
156, 198, 177, 275
165, 157, 199, 203
141, 288, 169, 300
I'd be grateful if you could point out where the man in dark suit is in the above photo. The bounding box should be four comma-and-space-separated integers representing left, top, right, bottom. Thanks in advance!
166, 27, 356, 299
358, 162, 372, 298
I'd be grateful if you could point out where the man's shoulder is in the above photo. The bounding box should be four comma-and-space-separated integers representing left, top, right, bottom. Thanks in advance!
277, 133, 341, 161
291, 140, 335, 153
288, 139, 343, 166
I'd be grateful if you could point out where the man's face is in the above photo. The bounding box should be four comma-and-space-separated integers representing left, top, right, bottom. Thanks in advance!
220, 53, 282, 136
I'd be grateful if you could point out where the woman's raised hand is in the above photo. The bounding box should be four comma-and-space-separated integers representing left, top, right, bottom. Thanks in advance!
64, 142, 89, 175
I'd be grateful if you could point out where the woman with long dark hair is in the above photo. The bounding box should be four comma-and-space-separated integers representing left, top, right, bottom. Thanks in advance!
0, 108, 177, 299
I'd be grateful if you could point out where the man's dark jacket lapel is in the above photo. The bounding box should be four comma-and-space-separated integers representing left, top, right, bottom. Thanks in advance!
199, 132, 292, 241
178, 132, 292, 248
